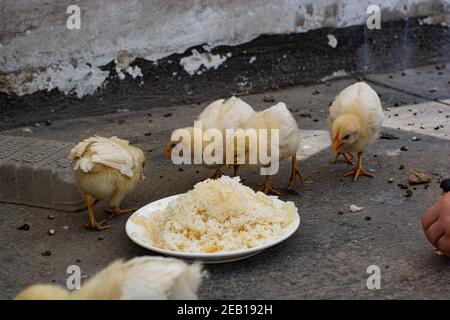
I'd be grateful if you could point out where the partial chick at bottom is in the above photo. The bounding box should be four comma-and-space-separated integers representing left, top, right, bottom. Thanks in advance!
15, 256, 203, 300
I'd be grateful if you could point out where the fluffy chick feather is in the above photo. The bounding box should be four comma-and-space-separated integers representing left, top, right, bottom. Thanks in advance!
229, 102, 303, 194
69, 136, 146, 230
165, 96, 255, 178
15, 257, 203, 300
328, 82, 384, 180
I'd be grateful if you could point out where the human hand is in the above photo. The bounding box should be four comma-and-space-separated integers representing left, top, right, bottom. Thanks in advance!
422, 192, 450, 256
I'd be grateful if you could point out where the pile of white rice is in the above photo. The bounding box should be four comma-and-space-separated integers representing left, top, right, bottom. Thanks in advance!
134, 176, 298, 253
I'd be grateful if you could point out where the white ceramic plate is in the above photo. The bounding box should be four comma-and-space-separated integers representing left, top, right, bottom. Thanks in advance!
125, 194, 300, 264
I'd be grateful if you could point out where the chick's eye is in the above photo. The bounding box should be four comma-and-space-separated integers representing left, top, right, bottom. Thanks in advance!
343, 134, 350, 140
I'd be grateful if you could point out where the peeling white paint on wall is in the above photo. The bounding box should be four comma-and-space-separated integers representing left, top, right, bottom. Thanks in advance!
327, 34, 338, 48
320, 70, 348, 81
126, 65, 143, 79
3, 64, 109, 98
0, 0, 449, 98
180, 49, 228, 75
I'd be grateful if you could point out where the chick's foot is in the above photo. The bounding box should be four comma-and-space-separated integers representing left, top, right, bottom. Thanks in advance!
106, 206, 137, 218
288, 156, 305, 190
261, 176, 283, 196
233, 165, 240, 177
83, 219, 110, 231
209, 169, 223, 180
344, 152, 373, 181
83, 194, 110, 231
333, 152, 354, 165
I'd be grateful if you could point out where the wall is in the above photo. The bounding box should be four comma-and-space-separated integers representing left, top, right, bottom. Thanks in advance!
0, 0, 449, 98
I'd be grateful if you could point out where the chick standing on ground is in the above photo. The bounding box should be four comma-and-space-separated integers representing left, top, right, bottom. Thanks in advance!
165, 96, 255, 179
69, 136, 146, 230
328, 82, 384, 181
15, 256, 203, 300
230, 102, 304, 195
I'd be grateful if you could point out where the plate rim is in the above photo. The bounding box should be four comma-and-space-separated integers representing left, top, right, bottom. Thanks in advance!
125, 193, 300, 259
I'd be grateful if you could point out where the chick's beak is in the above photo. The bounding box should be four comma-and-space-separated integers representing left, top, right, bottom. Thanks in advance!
164, 146, 172, 159
332, 133, 343, 152
164, 143, 174, 159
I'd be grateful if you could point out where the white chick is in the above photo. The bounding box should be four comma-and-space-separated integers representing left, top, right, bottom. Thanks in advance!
229, 102, 304, 195
15, 256, 203, 300
69, 136, 146, 230
328, 82, 384, 181
165, 96, 255, 178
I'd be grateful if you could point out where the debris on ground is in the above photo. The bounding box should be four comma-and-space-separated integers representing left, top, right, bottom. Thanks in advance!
21, 127, 32, 133
17, 224, 30, 231
263, 94, 275, 102
299, 112, 312, 118
163, 113, 173, 117
350, 204, 364, 212
405, 189, 413, 197
409, 168, 432, 185
380, 132, 399, 140
400, 146, 408, 151
42, 250, 52, 256
398, 183, 409, 189
411, 136, 421, 141
48, 229, 55, 236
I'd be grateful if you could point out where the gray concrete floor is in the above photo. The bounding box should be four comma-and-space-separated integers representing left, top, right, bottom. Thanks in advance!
1, 64, 450, 299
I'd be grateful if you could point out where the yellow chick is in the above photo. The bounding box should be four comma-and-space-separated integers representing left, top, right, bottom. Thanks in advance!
328, 82, 384, 181
165, 96, 255, 178
69, 136, 146, 230
15, 256, 203, 300
229, 102, 304, 195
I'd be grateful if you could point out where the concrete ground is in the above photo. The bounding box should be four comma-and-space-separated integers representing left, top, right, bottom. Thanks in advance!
1, 64, 450, 299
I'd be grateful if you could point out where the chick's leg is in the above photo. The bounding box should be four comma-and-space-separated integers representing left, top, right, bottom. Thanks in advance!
233, 165, 240, 177
209, 169, 223, 179
333, 152, 354, 165
82, 194, 110, 231
344, 152, 374, 181
288, 156, 305, 190
261, 176, 282, 196
106, 206, 137, 217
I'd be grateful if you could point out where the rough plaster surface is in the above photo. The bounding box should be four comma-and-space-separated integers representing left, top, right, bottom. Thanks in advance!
1, 0, 449, 97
